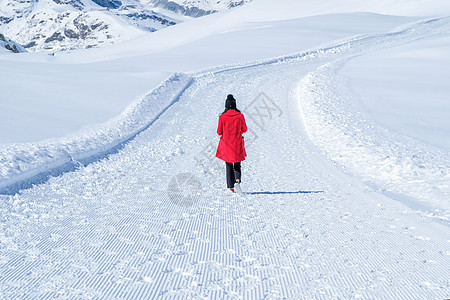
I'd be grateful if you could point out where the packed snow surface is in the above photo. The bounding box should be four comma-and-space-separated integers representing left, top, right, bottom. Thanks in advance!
340, 36, 450, 151
0, 0, 450, 298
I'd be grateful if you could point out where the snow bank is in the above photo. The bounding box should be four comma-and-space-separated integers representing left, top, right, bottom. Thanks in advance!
299, 65, 450, 215
0, 73, 193, 194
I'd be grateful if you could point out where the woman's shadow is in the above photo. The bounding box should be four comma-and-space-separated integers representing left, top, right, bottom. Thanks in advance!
246, 190, 323, 195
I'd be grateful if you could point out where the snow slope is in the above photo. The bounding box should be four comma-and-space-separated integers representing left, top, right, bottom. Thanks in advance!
0, 0, 449, 297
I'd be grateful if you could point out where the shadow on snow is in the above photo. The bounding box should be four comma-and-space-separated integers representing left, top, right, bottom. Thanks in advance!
246, 190, 324, 195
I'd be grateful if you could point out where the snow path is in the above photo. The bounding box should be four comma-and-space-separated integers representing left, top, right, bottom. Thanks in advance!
1, 18, 449, 298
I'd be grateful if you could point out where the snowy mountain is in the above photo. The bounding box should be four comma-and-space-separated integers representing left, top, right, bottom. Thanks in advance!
0, 33, 25, 53
0, 0, 251, 52
0, 0, 186, 52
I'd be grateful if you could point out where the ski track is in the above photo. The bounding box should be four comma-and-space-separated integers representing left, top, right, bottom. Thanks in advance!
1, 17, 450, 298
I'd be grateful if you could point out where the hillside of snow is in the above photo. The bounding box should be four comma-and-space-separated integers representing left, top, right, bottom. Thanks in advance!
0, 0, 449, 298
0, 33, 25, 53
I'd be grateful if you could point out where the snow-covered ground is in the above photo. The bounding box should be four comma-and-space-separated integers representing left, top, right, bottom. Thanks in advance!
1, 0, 450, 298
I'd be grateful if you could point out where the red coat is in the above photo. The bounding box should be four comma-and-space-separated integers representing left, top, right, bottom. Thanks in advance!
216, 110, 248, 163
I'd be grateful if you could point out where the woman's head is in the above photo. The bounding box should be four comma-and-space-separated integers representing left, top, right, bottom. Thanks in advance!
225, 94, 237, 109
221, 94, 241, 115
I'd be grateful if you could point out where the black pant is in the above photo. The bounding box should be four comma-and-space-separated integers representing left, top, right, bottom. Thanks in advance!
226, 162, 241, 188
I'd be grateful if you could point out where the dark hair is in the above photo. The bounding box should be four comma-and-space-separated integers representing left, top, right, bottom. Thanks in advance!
221, 94, 240, 115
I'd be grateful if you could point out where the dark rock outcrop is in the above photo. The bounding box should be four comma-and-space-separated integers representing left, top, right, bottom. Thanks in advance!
91, 0, 122, 9
45, 31, 64, 43
0, 33, 25, 53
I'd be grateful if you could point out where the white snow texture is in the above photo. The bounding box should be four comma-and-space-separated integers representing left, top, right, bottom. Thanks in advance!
0, 0, 449, 298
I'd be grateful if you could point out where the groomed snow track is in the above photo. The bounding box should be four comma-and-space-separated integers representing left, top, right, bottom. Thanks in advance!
0, 17, 449, 298
1, 17, 449, 199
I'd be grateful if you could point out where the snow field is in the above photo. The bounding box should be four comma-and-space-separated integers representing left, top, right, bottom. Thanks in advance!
1, 17, 449, 297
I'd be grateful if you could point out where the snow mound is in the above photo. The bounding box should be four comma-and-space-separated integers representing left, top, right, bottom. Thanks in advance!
0, 73, 193, 194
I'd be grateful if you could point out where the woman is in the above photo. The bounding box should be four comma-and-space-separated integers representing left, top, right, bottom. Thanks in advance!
216, 94, 248, 193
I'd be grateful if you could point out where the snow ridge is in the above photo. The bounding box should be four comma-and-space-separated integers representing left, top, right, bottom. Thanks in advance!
0, 74, 193, 194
